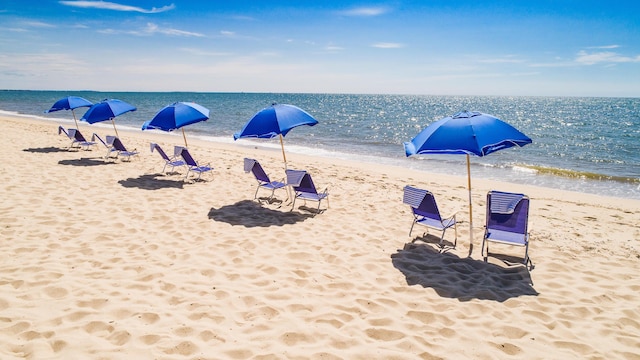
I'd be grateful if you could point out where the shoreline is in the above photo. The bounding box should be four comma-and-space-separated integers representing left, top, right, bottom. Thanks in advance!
5, 108, 640, 200
1, 113, 639, 358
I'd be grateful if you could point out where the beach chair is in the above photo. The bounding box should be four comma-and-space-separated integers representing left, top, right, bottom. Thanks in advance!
244, 158, 287, 202
286, 169, 329, 214
92, 133, 118, 159
481, 190, 531, 268
58, 126, 95, 150
108, 136, 139, 162
179, 147, 213, 181
402, 185, 458, 249
150, 143, 186, 173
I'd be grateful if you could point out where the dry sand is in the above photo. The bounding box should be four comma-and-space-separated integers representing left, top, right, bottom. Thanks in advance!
1, 114, 639, 359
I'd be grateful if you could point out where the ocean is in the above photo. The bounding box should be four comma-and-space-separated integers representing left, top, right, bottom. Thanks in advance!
1, 90, 639, 199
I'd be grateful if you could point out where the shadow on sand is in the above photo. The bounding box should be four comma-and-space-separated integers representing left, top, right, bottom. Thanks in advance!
23, 147, 72, 153
208, 200, 313, 227
58, 157, 115, 167
119, 174, 185, 190
391, 241, 537, 302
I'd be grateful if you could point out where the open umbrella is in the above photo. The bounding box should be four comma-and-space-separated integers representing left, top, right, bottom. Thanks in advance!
233, 103, 318, 168
81, 99, 136, 137
44, 96, 93, 128
142, 102, 210, 147
404, 111, 532, 250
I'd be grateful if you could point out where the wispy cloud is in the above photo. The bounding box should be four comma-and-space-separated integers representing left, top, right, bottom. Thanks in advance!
22, 20, 57, 28
325, 45, 344, 51
587, 44, 620, 49
99, 22, 204, 37
371, 42, 404, 49
477, 56, 525, 64
338, 6, 390, 17
59, 1, 175, 14
180, 48, 232, 57
575, 50, 640, 65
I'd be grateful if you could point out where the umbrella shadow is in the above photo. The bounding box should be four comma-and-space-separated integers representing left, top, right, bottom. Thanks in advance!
58, 157, 115, 167
208, 200, 313, 227
391, 242, 537, 302
23, 147, 72, 153
118, 174, 185, 190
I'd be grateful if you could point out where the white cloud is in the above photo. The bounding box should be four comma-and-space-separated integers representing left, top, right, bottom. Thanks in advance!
180, 48, 232, 57
325, 45, 344, 51
99, 22, 204, 37
477, 56, 525, 64
338, 7, 389, 17
587, 44, 620, 49
575, 50, 640, 65
22, 20, 56, 28
59, 1, 175, 14
371, 42, 404, 49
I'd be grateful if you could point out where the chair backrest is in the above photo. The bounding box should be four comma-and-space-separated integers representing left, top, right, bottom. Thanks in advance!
403, 186, 442, 221
286, 170, 317, 194
174, 146, 186, 158
244, 158, 270, 183
150, 143, 170, 161
180, 148, 198, 166
92, 133, 114, 147
486, 191, 529, 235
69, 128, 87, 142
58, 126, 70, 137
110, 137, 127, 151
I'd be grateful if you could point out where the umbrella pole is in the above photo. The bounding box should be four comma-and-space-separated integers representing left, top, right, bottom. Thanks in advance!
111, 118, 119, 138
279, 134, 293, 203
182, 128, 188, 148
467, 154, 473, 257
71, 109, 79, 128
279, 134, 288, 169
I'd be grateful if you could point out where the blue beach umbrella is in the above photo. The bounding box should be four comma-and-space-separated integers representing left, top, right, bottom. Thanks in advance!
81, 99, 136, 137
404, 111, 532, 247
234, 103, 319, 168
45, 96, 93, 128
142, 102, 210, 147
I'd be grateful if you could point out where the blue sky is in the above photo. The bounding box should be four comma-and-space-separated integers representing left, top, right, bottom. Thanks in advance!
1, 1, 639, 97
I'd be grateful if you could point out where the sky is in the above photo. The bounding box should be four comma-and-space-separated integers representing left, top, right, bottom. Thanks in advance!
1, 1, 639, 97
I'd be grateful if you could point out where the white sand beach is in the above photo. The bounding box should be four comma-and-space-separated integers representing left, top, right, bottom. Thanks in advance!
1, 114, 639, 359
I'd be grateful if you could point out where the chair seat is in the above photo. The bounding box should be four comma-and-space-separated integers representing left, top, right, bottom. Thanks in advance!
260, 181, 286, 190
296, 191, 328, 201
191, 165, 212, 173
416, 216, 455, 231
485, 229, 527, 246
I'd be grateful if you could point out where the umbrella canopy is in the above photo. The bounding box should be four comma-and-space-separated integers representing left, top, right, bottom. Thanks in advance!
142, 102, 210, 147
81, 99, 136, 137
44, 96, 93, 128
404, 111, 532, 250
234, 103, 318, 167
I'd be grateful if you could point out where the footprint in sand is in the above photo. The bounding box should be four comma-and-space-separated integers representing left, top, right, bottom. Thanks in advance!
43, 286, 68, 299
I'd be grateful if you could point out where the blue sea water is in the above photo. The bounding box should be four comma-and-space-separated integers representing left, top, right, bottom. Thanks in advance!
1, 90, 639, 199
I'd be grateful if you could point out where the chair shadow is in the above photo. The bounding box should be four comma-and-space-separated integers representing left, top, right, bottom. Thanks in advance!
411, 233, 457, 253
391, 242, 537, 302
58, 157, 115, 167
208, 200, 313, 227
23, 147, 72, 153
119, 174, 185, 190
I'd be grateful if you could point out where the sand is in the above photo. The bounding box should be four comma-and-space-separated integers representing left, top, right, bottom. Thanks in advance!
1, 114, 639, 359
